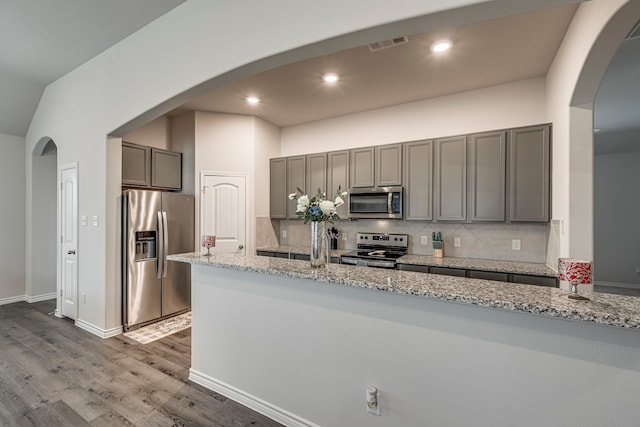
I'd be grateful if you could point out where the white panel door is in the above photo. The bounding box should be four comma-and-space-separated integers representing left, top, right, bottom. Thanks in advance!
60, 164, 78, 319
201, 174, 246, 255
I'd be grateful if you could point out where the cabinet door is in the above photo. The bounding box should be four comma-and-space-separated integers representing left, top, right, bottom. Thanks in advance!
151, 148, 181, 190
269, 158, 287, 219
434, 136, 467, 221
122, 142, 150, 187
508, 125, 550, 222
306, 153, 327, 197
287, 156, 306, 219
328, 150, 349, 219
468, 131, 506, 221
404, 140, 433, 220
349, 147, 375, 188
376, 144, 402, 186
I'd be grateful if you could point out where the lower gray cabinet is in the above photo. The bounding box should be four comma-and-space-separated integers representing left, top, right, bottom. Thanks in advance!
396, 263, 430, 273
430, 267, 467, 277
512, 274, 558, 287
508, 125, 550, 222
468, 270, 509, 282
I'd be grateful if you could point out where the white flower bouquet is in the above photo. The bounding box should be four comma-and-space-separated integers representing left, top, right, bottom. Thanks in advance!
288, 186, 347, 223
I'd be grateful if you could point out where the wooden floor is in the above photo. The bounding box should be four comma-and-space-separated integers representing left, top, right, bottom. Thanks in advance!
0, 300, 283, 426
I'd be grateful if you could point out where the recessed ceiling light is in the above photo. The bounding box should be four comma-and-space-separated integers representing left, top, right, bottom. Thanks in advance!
246, 96, 260, 104
323, 73, 339, 83
431, 40, 452, 53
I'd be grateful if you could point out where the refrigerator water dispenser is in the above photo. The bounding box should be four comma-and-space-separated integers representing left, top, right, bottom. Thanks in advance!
135, 230, 156, 261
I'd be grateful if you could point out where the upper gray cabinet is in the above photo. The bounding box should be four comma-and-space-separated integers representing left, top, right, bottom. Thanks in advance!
508, 124, 550, 222
350, 144, 402, 188
328, 150, 349, 219
151, 148, 182, 190
468, 131, 506, 222
404, 140, 433, 221
122, 142, 182, 190
306, 153, 327, 197
349, 147, 375, 188
269, 158, 287, 219
287, 156, 306, 219
434, 136, 467, 221
122, 141, 150, 187
375, 144, 402, 187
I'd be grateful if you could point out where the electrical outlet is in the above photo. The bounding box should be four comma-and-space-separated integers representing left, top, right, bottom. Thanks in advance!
512, 239, 521, 251
454, 236, 461, 247
342, 233, 348, 241
420, 235, 428, 245
282, 230, 287, 239
366, 387, 380, 416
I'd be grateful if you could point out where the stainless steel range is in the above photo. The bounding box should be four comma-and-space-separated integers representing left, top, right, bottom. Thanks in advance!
340, 232, 408, 269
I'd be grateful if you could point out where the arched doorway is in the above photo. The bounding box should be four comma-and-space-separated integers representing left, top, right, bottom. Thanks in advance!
29, 137, 58, 303
566, 0, 640, 291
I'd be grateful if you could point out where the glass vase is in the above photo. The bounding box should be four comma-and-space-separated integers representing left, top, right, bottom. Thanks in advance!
310, 221, 326, 268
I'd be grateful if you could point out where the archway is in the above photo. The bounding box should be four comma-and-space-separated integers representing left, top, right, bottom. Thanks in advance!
566, 0, 640, 290
29, 137, 58, 304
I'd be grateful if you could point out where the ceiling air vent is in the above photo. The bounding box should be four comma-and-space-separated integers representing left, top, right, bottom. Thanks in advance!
368, 36, 408, 52
626, 20, 640, 39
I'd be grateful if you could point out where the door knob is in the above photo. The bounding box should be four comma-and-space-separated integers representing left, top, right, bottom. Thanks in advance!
238, 244, 244, 249
67, 250, 76, 255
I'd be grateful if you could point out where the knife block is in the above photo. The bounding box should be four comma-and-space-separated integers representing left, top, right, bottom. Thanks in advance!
433, 242, 444, 258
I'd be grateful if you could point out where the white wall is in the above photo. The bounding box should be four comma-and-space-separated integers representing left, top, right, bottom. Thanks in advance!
0, 134, 26, 303
192, 265, 640, 426
121, 116, 170, 149
281, 77, 547, 155
30, 143, 57, 299
594, 151, 640, 287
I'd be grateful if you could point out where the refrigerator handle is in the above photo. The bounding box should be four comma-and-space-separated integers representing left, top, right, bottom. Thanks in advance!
157, 211, 164, 279
162, 211, 169, 279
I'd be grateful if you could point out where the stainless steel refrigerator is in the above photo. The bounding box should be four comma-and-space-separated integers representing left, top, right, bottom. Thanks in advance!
122, 189, 194, 331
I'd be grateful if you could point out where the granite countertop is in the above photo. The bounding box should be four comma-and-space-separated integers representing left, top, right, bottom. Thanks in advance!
256, 245, 556, 277
169, 252, 640, 330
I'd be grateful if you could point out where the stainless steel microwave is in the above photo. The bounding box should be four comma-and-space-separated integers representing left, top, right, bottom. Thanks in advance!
349, 187, 403, 219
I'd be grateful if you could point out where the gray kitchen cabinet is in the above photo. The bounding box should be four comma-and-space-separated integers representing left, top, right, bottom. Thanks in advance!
434, 136, 467, 221
151, 148, 182, 190
430, 266, 467, 277
122, 141, 150, 187
287, 156, 306, 219
269, 158, 287, 219
404, 140, 433, 221
468, 131, 506, 222
306, 153, 327, 197
376, 143, 402, 186
396, 263, 430, 273
328, 150, 349, 219
349, 147, 375, 188
512, 274, 558, 287
508, 124, 550, 222
468, 270, 509, 282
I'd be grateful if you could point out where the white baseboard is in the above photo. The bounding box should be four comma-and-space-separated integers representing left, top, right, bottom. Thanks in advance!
0, 292, 57, 306
25, 292, 57, 303
189, 369, 319, 427
75, 319, 123, 339
595, 281, 640, 290
0, 295, 27, 306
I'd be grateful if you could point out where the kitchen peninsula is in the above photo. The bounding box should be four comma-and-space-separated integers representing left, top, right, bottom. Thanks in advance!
169, 252, 640, 427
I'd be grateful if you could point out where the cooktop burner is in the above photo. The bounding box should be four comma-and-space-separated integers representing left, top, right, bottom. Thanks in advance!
341, 232, 409, 267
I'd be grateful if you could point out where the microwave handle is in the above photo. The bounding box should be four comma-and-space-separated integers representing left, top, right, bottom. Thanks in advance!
388, 192, 393, 214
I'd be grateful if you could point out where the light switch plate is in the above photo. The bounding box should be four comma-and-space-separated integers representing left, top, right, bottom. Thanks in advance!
282, 230, 287, 239
420, 235, 428, 245
92, 215, 99, 227
512, 239, 521, 250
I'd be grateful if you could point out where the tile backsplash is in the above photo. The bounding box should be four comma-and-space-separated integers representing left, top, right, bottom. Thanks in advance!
278, 219, 549, 263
